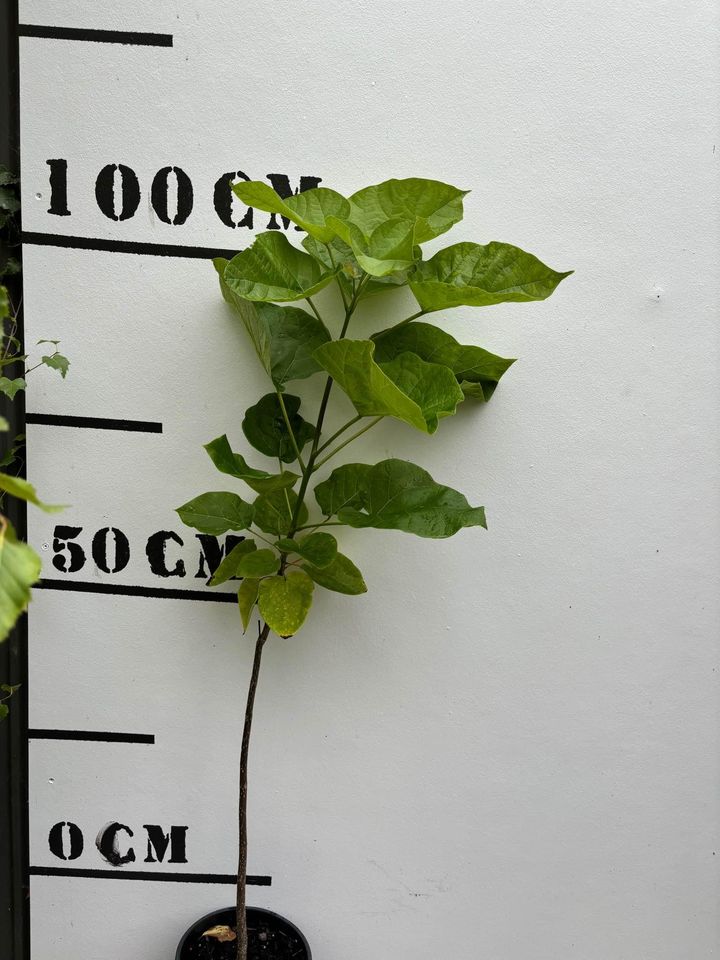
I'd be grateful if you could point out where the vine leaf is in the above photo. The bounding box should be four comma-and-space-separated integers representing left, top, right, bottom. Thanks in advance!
0, 520, 41, 638
313, 339, 463, 433
41, 354, 70, 378
372, 321, 515, 401
326, 216, 418, 277
347, 178, 468, 244
222, 232, 336, 302
258, 570, 314, 637
409, 241, 572, 313
242, 394, 315, 464
208, 539, 257, 586
231, 182, 351, 242
0, 377, 26, 399
214, 265, 331, 387
176, 492, 254, 535
253, 489, 308, 537
238, 578, 260, 632
204, 435, 300, 495
303, 552, 367, 595
318, 459, 486, 538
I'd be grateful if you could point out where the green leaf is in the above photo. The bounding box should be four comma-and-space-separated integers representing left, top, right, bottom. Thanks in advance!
276, 532, 337, 568
253, 489, 308, 537
314, 462, 371, 516
0, 168, 18, 187
204, 435, 300, 495
232, 181, 351, 242
42, 354, 70, 378
0, 418, 8, 433
0, 187, 20, 213
0, 473, 65, 512
324, 459, 486, 538
237, 548, 280, 578
242, 393, 315, 463
1, 682, 21, 694
348, 178, 467, 244
222, 232, 336, 302
0, 704, 7, 720
258, 570, 314, 637
176, 491, 254, 535
313, 339, 463, 433
0, 521, 41, 641
372, 321, 515, 402
327, 215, 418, 277
409, 241, 572, 313
238, 578, 260, 632
0, 377, 26, 399
215, 276, 331, 387
0, 286, 8, 319
208, 539, 257, 586
303, 552, 367, 595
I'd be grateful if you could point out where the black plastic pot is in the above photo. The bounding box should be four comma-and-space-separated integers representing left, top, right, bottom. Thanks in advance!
176, 906, 311, 960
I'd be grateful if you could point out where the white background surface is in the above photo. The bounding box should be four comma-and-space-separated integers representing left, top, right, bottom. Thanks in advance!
18, 1, 720, 957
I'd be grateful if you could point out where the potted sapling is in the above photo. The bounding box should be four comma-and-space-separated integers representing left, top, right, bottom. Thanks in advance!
173, 177, 571, 960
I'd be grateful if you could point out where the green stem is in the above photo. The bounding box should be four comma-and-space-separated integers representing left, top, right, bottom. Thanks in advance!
305, 297, 324, 324
275, 390, 307, 473
315, 415, 363, 456
314, 416, 384, 469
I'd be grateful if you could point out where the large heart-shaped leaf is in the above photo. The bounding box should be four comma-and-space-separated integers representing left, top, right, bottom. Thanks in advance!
313, 339, 463, 433
303, 552, 367, 595
232, 181, 351, 242
258, 570, 314, 637
253, 489, 308, 537
223, 232, 336, 302
0, 521, 41, 639
215, 264, 331, 387
409, 241, 572, 313
372, 321, 515, 402
205, 435, 300, 495
242, 393, 315, 463
314, 463, 371, 516
320, 459, 486, 538
347, 178, 467, 244
176, 492, 254, 535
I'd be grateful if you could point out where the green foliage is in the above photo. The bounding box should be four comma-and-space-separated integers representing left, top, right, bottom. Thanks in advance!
372, 321, 515, 401
314, 339, 463, 433
204, 435, 300, 495
315, 459, 486, 538
303, 552, 367, 595
242, 393, 315, 463
258, 570, 314, 637
0, 520, 41, 639
179, 176, 570, 637
408, 241, 572, 313
176, 491, 254, 535
223, 232, 336, 302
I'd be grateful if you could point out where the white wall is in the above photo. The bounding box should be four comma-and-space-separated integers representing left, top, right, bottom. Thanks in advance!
18, 1, 720, 957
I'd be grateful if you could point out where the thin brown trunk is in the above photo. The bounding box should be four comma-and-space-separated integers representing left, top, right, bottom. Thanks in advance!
236, 622, 270, 960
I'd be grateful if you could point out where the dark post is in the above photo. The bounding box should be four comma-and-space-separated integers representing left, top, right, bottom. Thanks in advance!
0, 1, 29, 958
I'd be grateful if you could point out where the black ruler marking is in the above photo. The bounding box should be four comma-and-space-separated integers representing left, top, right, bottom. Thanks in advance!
35, 579, 237, 603
26, 413, 163, 433
23, 232, 236, 260
29, 867, 271, 885
28, 729, 154, 744
18, 26, 174, 47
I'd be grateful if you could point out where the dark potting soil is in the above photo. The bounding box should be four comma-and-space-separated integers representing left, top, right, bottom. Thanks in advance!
182, 920, 308, 960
